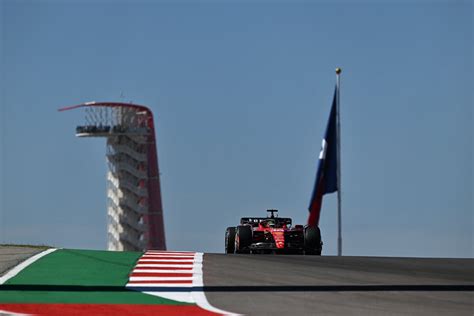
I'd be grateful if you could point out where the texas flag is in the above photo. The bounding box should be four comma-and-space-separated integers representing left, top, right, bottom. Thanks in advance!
308, 88, 338, 227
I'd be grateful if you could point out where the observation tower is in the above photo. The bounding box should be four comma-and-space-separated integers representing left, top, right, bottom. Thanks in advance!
59, 102, 166, 251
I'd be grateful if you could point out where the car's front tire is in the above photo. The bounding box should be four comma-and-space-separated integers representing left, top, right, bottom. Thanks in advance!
225, 227, 236, 254
235, 225, 252, 254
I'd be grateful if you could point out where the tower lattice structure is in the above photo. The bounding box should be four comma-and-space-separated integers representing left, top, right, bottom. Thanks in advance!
60, 102, 166, 251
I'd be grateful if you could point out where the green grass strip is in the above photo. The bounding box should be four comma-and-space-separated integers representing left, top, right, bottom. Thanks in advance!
1, 249, 192, 305
6, 249, 140, 286
0, 290, 190, 305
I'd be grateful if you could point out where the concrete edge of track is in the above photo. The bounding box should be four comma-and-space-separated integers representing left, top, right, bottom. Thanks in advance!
0, 248, 57, 284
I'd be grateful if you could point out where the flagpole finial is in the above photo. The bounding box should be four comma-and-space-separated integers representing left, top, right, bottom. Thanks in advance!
335, 67, 342, 74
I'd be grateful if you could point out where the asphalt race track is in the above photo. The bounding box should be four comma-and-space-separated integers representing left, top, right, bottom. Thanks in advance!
1, 248, 473, 315
203, 254, 474, 315
0, 246, 43, 276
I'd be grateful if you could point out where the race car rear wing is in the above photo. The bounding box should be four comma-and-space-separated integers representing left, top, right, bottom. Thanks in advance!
240, 217, 292, 227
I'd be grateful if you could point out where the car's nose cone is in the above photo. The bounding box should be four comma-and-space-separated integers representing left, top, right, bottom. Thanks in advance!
272, 231, 285, 249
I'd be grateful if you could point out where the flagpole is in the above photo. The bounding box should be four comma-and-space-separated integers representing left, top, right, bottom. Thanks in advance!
335, 67, 342, 256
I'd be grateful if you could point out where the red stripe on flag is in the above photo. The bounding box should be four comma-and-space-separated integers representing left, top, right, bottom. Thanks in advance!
308, 178, 325, 227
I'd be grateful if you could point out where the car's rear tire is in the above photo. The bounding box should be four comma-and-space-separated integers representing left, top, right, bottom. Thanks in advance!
304, 226, 322, 255
235, 225, 252, 254
225, 227, 236, 254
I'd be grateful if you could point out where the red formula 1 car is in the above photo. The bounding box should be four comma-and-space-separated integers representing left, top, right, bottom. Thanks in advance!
225, 209, 322, 255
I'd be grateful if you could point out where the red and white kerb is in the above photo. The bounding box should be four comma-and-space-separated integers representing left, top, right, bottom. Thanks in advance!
126, 251, 200, 288
126, 251, 236, 315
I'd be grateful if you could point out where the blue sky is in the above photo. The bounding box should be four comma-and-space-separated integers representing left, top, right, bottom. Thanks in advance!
0, 1, 472, 257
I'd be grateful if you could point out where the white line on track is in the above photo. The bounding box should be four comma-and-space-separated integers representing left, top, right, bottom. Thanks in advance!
141, 257, 195, 260
129, 276, 196, 281
0, 309, 30, 315
145, 251, 195, 255
142, 254, 196, 257
126, 283, 195, 287
138, 259, 195, 262
191, 253, 239, 315
135, 264, 197, 268
133, 269, 198, 273
0, 248, 57, 285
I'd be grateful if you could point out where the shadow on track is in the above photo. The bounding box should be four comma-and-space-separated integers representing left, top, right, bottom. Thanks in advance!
1, 284, 473, 292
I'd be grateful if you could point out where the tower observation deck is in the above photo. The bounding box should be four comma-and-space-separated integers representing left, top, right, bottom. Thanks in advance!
59, 102, 166, 251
